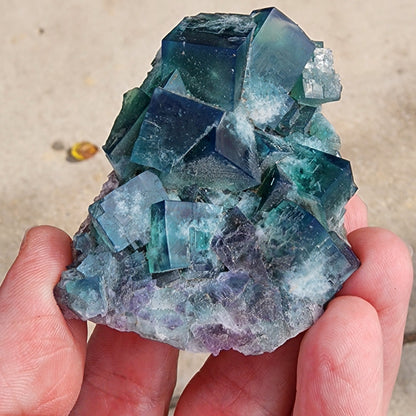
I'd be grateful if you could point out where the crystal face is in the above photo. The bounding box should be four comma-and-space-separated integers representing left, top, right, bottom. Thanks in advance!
55, 7, 360, 356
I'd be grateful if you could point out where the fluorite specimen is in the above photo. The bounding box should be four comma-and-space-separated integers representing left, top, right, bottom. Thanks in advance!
55, 7, 359, 355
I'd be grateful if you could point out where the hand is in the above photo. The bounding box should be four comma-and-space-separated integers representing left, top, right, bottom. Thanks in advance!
0, 196, 413, 416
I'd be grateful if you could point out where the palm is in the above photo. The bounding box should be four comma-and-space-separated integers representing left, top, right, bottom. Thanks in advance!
0, 196, 412, 416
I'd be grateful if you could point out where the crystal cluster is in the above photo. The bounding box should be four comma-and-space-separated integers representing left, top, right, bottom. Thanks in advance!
55, 7, 359, 355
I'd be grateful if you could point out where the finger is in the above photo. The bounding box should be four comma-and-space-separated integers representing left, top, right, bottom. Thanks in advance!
71, 325, 179, 416
0, 226, 87, 416
344, 194, 368, 233
340, 227, 413, 414
175, 334, 302, 416
293, 296, 384, 415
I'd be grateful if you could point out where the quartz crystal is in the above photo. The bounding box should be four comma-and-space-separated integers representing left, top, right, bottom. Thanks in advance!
55, 7, 360, 355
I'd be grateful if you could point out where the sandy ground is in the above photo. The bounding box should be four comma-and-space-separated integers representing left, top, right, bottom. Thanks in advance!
1, 0, 415, 413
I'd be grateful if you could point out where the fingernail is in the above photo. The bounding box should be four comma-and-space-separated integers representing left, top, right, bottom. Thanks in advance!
19, 227, 34, 252
407, 244, 414, 258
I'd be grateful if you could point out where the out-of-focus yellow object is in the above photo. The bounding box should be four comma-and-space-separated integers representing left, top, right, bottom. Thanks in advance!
70, 141, 99, 161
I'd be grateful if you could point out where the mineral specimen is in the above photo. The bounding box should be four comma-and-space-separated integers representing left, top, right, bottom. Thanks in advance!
55, 7, 360, 355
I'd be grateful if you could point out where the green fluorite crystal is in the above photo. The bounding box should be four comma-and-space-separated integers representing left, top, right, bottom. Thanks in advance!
55, 7, 359, 355
147, 200, 222, 273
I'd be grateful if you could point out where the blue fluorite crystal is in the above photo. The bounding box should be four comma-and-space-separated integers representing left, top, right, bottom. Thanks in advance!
131, 87, 225, 172
55, 7, 359, 355
88, 171, 168, 252
162, 13, 255, 110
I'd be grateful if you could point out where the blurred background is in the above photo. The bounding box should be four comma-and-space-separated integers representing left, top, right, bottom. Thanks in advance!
1, 1, 415, 413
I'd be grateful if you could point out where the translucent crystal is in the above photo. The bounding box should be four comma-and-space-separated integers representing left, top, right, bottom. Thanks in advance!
240, 7, 315, 132
131, 87, 224, 172
248, 7, 315, 92
88, 171, 168, 252
291, 48, 342, 106
147, 200, 222, 273
103, 87, 150, 181
162, 13, 255, 110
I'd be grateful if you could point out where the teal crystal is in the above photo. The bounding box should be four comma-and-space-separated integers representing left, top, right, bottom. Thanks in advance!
55, 7, 359, 355
103, 88, 150, 181
161, 13, 255, 110
147, 200, 222, 273
248, 7, 315, 92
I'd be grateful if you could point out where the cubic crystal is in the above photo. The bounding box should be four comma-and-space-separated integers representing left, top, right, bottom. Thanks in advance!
131, 87, 224, 172
291, 47, 342, 106
162, 13, 255, 110
88, 171, 168, 252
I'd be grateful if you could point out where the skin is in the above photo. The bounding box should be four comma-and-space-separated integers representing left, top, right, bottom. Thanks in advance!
0, 196, 413, 416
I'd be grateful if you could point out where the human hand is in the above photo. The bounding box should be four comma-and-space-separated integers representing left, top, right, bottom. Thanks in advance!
0, 196, 413, 415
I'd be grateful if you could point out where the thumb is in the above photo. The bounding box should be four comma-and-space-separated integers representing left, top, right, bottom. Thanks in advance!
0, 226, 87, 416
